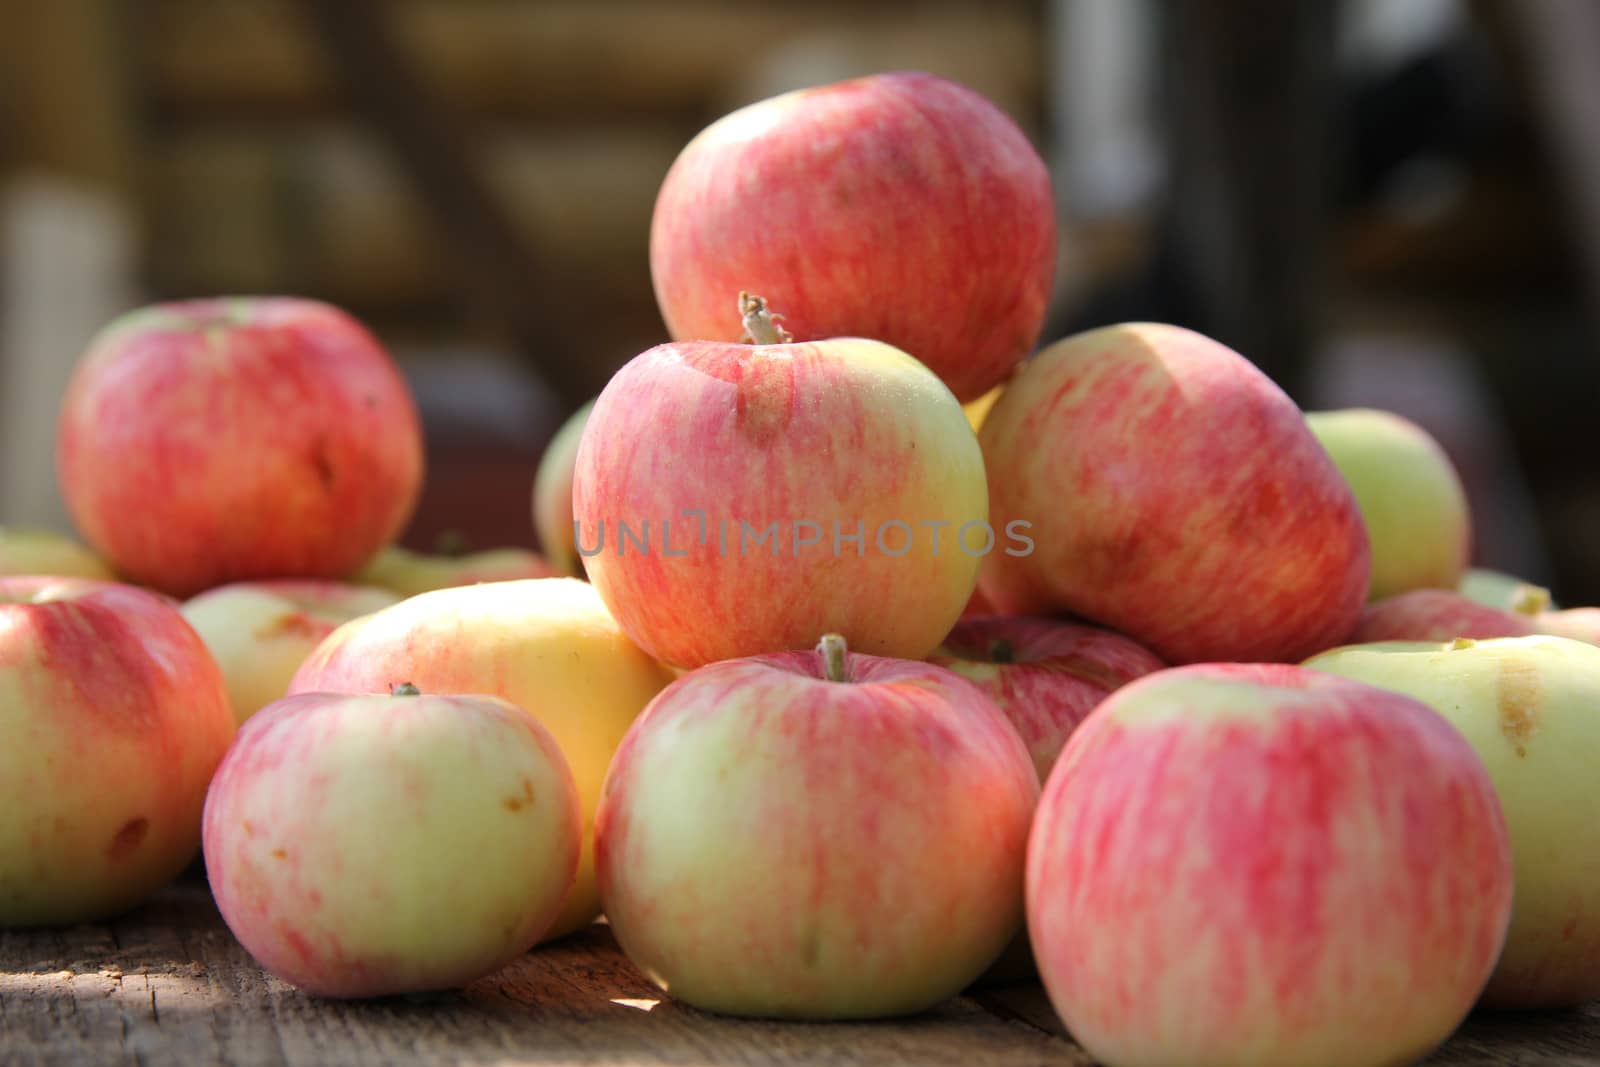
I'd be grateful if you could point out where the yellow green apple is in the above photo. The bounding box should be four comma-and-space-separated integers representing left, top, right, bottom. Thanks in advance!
532, 399, 595, 577
353, 544, 558, 598
1306, 635, 1600, 1008
1306, 408, 1471, 601
0, 526, 114, 580
181, 579, 401, 725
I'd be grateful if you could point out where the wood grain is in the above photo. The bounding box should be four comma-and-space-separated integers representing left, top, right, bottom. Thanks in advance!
3, 882, 1596, 1066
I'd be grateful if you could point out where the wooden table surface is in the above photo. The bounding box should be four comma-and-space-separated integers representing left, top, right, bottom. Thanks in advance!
3, 880, 1597, 1066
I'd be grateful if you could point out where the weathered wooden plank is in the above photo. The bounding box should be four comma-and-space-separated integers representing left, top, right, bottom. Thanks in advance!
973, 978, 1600, 1066
5, 882, 1598, 1065
1, 884, 1079, 1066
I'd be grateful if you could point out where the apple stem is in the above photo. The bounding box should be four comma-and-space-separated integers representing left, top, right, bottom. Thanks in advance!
817, 633, 850, 683
392, 682, 422, 697
739, 291, 792, 345
1511, 583, 1552, 616
989, 637, 1015, 664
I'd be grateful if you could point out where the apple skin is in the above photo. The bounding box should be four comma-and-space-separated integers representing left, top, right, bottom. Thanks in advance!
180, 579, 401, 726
1305, 636, 1600, 1008
289, 578, 675, 939
1459, 567, 1554, 613
1349, 589, 1539, 645
532, 399, 596, 577
573, 331, 987, 669
352, 544, 559, 598
650, 71, 1055, 402
56, 297, 424, 598
928, 615, 1164, 783
1306, 408, 1472, 601
1028, 663, 1512, 1067
0, 577, 236, 926
595, 640, 1039, 1019
977, 323, 1371, 665
0, 526, 114, 580
1534, 607, 1600, 645
203, 688, 581, 998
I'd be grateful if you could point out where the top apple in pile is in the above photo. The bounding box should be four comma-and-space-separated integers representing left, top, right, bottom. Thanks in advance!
56, 297, 424, 598
650, 71, 1056, 403
573, 294, 987, 669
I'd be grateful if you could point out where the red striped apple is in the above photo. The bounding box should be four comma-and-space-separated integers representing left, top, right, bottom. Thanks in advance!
56, 297, 423, 597
596, 635, 1038, 1018
180, 579, 401, 725
650, 72, 1055, 402
574, 294, 987, 669
1028, 663, 1512, 1067
204, 685, 581, 998
928, 615, 1164, 783
1305, 636, 1600, 1008
978, 323, 1370, 664
289, 577, 675, 940
532, 399, 595, 577
1, 577, 235, 925
0, 526, 114, 580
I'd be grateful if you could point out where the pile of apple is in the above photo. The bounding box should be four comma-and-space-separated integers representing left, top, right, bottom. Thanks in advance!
4, 71, 1600, 1067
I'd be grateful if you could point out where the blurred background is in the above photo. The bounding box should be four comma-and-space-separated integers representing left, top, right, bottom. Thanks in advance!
2, 0, 1598, 602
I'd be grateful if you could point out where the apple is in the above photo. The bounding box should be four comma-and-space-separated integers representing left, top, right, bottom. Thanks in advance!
1305, 636, 1600, 1008
962, 385, 1004, 433
0, 577, 235, 926
352, 544, 559, 598
977, 322, 1371, 665
1305, 408, 1471, 600
573, 293, 988, 669
928, 615, 1164, 783
204, 684, 581, 998
56, 297, 424, 598
596, 634, 1038, 1019
1351, 588, 1600, 651
180, 579, 401, 726
1537, 607, 1600, 644
1349, 589, 1539, 644
1459, 567, 1554, 613
650, 71, 1055, 402
0, 525, 114, 580
532, 399, 596, 577
1028, 663, 1512, 1067
289, 577, 675, 939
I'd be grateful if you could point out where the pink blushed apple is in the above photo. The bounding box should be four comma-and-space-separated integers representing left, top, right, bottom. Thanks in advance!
650, 71, 1055, 402
289, 577, 675, 940
596, 635, 1038, 1019
0, 577, 235, 925
203, 685, 581, 998
978, 323, 1370, 665
573, 295, 987, 669
1348, 589, 1539, 645
1027, 663, 1512, 1067
56, 297, 424, 597
928, 615, 1164, 783
180, 579, 401, 725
